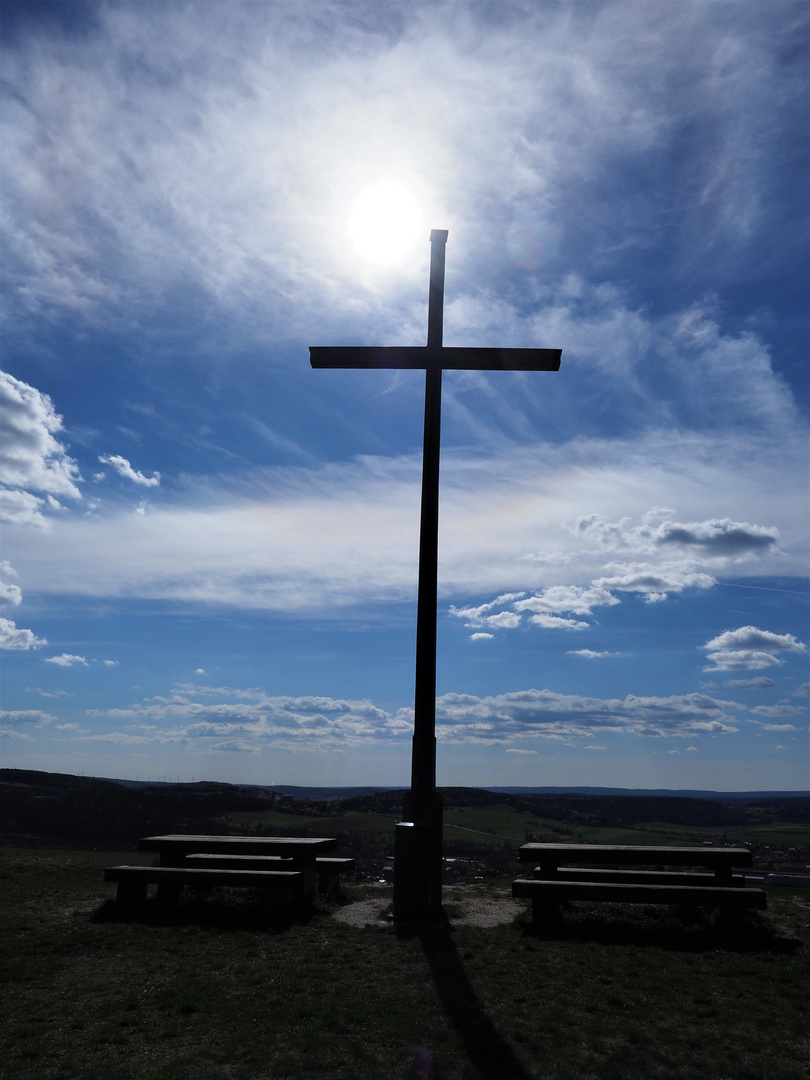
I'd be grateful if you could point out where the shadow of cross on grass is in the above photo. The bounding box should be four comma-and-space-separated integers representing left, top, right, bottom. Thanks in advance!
399, 917, 533, 1080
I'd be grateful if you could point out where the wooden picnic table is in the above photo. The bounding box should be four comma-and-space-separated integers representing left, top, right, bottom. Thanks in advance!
518, 842, 752, 885
513, 843, 764, 930
137, 834, 337, 901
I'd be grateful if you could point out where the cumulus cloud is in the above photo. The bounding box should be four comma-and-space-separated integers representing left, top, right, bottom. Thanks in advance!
568, 649, 612, 659
655, 519, 778, 557
750, 705, 802, 718
530, 614, 589, 631
449, 592, 526, 630
0, 709, 55, 726
78, 681, 751, 753
44, 653, 88, 667
446, 505, 782, 642
0, 617, 46, 650
435, 689, 741, 742
515, 585, 619, 617
727, 677, 777, 689
85, 689, 414, 752
0, 371, 81, 525
593, 564, 715, 603
98, 455, 160, 487
702, 626, 806, 671
0, 579, 22, 607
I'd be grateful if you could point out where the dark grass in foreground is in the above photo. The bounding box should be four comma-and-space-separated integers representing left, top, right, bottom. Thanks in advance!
1, 851, 808, 1080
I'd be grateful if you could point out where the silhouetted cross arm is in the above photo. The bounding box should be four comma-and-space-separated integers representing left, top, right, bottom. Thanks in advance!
310, 346, 561, 370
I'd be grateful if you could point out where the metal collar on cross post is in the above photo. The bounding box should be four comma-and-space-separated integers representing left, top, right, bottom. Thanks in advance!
310, 230, 561, 922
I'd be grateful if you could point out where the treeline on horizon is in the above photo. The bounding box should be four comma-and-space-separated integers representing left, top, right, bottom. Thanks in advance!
2, 768, 809, 853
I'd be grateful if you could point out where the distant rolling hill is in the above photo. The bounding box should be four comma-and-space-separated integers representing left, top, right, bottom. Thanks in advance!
1, 769, 807, 851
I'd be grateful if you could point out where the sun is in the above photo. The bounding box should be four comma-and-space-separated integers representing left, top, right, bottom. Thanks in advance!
347, 182, 422, 264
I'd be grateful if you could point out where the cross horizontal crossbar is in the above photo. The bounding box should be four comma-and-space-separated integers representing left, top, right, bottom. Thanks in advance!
310, 346, 561, 371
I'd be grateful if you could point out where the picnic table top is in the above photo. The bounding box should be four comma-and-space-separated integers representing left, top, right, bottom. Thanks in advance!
518, 843, 753, 867
137, 834, 337, 855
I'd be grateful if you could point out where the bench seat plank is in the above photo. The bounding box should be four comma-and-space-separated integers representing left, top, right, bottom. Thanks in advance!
531, 867, 746, 887
104, 864, 304, 908
512, 878, 766, 909
186, 854, 294, 868
519, 843, 753, 867
105, 864, 302, 886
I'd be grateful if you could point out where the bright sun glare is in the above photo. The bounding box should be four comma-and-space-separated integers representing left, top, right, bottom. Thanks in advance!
348, 182, 422, 264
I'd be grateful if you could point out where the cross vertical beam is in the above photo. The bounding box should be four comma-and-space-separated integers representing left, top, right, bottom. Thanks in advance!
394, 232, 447, 922
411, 230, 446, 815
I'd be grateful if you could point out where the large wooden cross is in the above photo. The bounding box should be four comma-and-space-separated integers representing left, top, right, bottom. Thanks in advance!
311, 230, 561, 918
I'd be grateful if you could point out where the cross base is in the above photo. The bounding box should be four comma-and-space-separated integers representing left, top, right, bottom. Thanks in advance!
392, 792, 443, 921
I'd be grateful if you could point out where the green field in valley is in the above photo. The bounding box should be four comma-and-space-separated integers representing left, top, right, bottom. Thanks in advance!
228, 802, 810, 857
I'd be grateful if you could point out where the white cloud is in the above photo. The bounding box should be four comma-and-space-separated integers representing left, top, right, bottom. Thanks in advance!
515, 585, 619, 617
751, 705, 802, 718
84, 689, 413, 752
0, 372, 82, 526
79, 681, 751, 753
706, 651, 784, 672
0, 579, 22, 607
0, 709, 55, 725
0, 617, 46, 650
593, 564, 715, 602
568, 649, 612, 659
2, 431, 806, 617
0, 2, 803, 380
103, 659, 119, 666
470, 633, 494, 641
0, 488, 54, 528
98, 455, 160, 487
530, 614, 589, 631
705, 627, 806, 654
654, 519, 778, 557
702, 626, 806, 671
727, 677, 777, 689
44, 653, 88, 667
435, 689, 741, 741
796, 684, 810, 698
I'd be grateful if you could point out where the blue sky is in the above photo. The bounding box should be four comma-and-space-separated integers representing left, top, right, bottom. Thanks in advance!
1, 1, 807, 791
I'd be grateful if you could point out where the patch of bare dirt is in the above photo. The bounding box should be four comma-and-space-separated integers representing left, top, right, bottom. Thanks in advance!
332, 885, 524, 928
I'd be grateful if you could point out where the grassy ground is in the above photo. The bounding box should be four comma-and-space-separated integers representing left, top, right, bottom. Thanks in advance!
2, 848, 808, 1080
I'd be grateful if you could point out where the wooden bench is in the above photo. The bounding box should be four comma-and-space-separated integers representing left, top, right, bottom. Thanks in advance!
513, 843, 765, 930
104, 864, 303, 910
136, 834, 337, 902
185, 854, 356, 895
